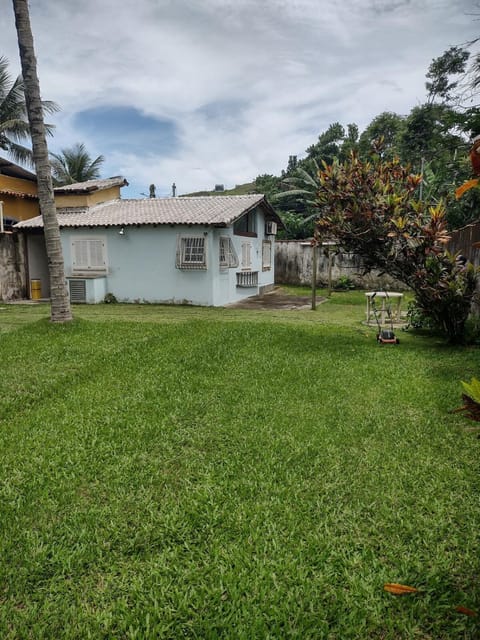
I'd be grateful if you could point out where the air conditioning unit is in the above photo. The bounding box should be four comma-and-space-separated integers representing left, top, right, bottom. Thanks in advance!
265, 221, 277, 236
68, 279, 87, 303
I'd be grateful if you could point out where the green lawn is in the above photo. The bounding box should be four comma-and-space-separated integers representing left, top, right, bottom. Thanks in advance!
0, 291, 479, 639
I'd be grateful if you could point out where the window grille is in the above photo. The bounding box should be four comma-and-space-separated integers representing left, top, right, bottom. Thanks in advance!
176, 236, 207, 270
236, 271, 258, 288
219, 236, 239, 269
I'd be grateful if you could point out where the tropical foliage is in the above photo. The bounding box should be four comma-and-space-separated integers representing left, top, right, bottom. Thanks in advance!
315, 150, 478, 343
0, 55, 58, 165
259, 45, 480, 235
50, 142, 104, 185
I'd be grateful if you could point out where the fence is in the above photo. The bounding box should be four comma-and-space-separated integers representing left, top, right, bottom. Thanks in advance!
448, 223, 480, 267
274, 240, 406, 290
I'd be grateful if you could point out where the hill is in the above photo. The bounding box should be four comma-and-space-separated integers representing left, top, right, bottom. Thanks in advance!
181, 182, 256, 197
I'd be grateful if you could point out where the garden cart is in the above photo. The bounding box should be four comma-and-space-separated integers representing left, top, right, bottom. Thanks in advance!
371, 292, 400, 345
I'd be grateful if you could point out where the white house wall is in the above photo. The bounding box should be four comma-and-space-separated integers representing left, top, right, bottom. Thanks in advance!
58, 211, 275, 306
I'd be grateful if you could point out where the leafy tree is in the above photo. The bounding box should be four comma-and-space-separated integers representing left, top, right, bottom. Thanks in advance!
358, 112, 405, 159
0, 55, 58, 165
274, 162, 322, 238
12, 0, 72, 323
50, 142, 105, 185
305, 122, 346, 167
254, 173, 281, 200
339, 123, 360, 159
426, 46, 470, 105
276, 211, 315, 240
315, 151, 478, 343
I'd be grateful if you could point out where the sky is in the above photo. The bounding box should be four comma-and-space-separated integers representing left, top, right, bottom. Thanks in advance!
1, 0, 479, 198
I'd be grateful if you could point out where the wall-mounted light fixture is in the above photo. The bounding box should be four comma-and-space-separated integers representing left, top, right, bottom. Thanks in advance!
119, 227, 125, 236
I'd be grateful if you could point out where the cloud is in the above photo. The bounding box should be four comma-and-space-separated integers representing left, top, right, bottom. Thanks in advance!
1, 0, 478, 196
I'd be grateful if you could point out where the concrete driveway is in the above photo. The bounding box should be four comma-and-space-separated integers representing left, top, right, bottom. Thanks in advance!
228, 287, 325, 310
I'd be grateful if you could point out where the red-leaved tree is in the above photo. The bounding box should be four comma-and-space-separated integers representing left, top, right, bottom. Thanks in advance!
315, 150, 478, 343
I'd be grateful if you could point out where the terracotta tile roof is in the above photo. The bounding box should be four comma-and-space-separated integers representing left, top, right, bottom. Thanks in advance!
15, 195, 270, 229
0, 188, 38, 199
53, 176, 128, 194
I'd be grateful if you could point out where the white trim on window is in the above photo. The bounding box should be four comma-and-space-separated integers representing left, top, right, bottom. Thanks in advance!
176, 235, 207, 270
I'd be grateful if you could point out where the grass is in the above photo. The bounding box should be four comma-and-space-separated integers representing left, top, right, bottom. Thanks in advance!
0, 290, 479, 638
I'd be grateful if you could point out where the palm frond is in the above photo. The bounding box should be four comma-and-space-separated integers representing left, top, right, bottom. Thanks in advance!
271, 189, 313, 201
3, 140, 33, 165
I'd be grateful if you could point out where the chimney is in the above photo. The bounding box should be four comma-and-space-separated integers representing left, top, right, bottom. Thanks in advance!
149, 184, 156, 198
172, 182, 177, 197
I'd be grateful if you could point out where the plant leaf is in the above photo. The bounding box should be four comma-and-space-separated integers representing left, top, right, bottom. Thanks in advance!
455, 605, 477, 616
384, 583, 419, 595
455, 178, 479, 199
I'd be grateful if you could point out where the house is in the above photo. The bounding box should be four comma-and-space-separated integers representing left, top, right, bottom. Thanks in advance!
0, 159, 132, 301
0, 157, 40, 300
0, 157, 39, 226
15, 180, 282, 306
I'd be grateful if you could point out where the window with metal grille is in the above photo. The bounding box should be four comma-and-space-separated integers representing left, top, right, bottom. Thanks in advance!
71, 237, 107, 273
219, 236, 239, 269
262, 240, 272, 271
176, 236, 207, 270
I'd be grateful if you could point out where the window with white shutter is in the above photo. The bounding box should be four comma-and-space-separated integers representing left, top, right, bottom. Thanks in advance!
71, 237, 107, 274
262, 240, 272, 271
241, 241, 252, 270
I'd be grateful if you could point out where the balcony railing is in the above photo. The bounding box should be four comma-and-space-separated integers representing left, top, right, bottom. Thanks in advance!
236, 271, 258, 288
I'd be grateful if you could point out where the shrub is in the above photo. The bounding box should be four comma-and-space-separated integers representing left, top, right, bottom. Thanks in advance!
334, 275, 356, 290
315, 150, 479, 343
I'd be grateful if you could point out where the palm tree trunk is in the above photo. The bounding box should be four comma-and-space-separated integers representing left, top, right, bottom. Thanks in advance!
12, 0, 72, 322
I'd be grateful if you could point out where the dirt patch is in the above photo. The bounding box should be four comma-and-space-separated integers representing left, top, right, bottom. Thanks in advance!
228, 288, 325, 310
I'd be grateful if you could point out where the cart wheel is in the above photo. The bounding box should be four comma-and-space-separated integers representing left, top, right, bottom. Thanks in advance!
396, 338, 400, 344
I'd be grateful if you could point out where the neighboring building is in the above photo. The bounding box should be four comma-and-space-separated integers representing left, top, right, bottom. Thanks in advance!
15, 183, 281, 306
0, 158, 39, 300
0, 157, 39, 226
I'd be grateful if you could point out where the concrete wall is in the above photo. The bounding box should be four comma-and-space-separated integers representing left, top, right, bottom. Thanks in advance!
0, 232, 26, 300
274, 240, 406, 290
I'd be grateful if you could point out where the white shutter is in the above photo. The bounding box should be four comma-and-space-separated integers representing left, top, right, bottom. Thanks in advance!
262, 241, 272, 270
71, 237, 107, 273
241, 242, 252, 269
72, 240, 89, 270
89, 240, 105, 269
